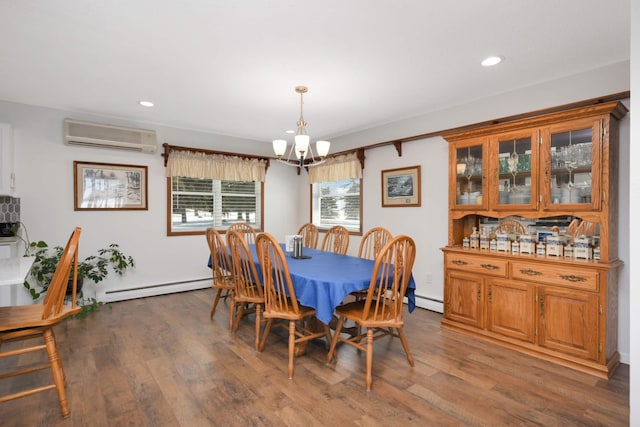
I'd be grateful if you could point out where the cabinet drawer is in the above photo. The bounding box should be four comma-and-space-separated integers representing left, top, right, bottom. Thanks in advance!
511, 261, 598, 291
445, 254, 508, 277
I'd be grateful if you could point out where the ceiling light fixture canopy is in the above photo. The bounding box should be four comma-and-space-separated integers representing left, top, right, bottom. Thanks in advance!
272, 86, 330, 168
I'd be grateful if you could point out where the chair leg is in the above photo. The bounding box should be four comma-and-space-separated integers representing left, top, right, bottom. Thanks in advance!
233, 301, 245, 334
365, 328, 374, 391
326, 316, 345, 364
397, 327, 415, 367
210, 288, 223, 319
49, 330, 67, 387
259, 319, 273, 352
323, 324, 332, 350
229, 295, 235, 331
288, 320, 296, 379
44, 329, 70, 417
254, 304, 262, 352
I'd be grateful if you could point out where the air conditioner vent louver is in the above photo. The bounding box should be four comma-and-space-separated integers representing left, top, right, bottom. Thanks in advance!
64, 119, 157, 153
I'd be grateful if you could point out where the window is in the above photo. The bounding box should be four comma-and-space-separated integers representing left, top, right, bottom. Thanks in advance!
311, 178, 362, 234
169, 177, 262, 235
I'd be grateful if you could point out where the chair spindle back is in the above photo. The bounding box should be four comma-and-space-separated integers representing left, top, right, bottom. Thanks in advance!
297, 222, 319, 249
256, 233, 301, 315
227, 222, 257, 245
358, 227, 392, 260
321, 225, 350, 255
363, 235, 416, 322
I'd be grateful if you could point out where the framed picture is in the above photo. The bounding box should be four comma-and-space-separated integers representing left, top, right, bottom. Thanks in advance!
381, 165, 421, 207
74, 161, 148, 210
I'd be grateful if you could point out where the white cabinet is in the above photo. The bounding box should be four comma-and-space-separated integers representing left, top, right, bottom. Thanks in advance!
0, 123, 15, 196
0, 240, 17, 258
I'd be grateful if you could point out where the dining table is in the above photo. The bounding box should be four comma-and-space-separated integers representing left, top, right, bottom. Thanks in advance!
210, 244, 416, 325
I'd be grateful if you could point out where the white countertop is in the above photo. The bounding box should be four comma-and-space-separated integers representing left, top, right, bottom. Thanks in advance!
0, 256, 35, 286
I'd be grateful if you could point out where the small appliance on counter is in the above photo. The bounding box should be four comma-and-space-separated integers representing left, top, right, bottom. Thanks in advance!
0, 222, 18, 237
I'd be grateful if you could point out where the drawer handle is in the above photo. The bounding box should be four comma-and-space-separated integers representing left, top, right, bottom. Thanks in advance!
559, 274, 587, 283
481, 263, 499, 271
520, 269, 542, 276
452, 260, 468, 266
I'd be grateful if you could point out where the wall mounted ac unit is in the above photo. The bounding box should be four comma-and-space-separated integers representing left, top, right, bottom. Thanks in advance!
64, 119, 157, 153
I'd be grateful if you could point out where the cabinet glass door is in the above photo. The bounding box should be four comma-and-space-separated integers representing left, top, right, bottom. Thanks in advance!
490, 130, 537, 210
452, 140, 486, 209
542, 118, 600, 210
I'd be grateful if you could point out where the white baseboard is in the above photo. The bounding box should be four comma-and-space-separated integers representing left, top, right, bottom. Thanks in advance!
100, 278, 210, 303
413, 295, 443, 313
619, 351, 629, 365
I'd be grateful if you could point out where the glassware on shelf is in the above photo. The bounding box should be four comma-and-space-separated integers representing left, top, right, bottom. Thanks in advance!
507, 140, 519, 197
465, 156, 474, 203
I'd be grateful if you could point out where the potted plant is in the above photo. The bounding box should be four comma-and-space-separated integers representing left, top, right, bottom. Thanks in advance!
24, 241, 135, 299
13, 223, 135, 314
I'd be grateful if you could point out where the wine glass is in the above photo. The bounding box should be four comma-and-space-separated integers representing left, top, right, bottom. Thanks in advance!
508, 151, 519, 194
465, 156, 474, 203
564, 145, 577, 202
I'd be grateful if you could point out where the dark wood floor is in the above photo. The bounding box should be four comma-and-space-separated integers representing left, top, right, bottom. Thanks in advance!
0, 289, 629, 426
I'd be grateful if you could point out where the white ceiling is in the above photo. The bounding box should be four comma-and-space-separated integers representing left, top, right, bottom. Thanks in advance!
0, 0, 630, 147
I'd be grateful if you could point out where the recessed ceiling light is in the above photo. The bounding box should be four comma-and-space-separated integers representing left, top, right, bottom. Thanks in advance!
285, 129, 295, 134
481, 56, 503, 67
138, 100, 154, 107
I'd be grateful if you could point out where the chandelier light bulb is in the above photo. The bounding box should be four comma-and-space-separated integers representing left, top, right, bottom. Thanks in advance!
272, 139, 287, 156
316, 140, 330, 157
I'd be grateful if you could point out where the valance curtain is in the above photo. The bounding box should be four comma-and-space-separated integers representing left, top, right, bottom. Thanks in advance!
307, 152, 363, 184
165, 150, 267, 182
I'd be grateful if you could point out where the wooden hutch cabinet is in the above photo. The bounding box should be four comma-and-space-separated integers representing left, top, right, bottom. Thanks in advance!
441, 101, 626, 378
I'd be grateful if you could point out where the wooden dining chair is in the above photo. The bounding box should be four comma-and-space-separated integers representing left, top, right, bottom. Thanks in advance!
227, 222, 257, 245
297, 222, 319, 249
0, 227, 82, 417
206, 227, 234, 329
327, 235, 416, 391
255, 232, 332, 379
320, 225, 350, 255
352, 227, 393, 301
227, 230, 265, 351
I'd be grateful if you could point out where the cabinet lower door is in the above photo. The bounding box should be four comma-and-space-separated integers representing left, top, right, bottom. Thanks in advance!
444, 271, 484, 328
486, 279, 535, 343
538, 286, 599, 361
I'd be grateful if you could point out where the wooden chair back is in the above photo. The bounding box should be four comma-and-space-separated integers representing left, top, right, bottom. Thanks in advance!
206, 227, 235, 323
206, 227, 233, 285
320, 225, 350, 255
362, 235, 416, 323
44, 226, 82, 319
227, 230, 263, 300
255, 232, 301, 316
227, 222, 257, 244
297, 222, 319, 249
358, 227, 392, 260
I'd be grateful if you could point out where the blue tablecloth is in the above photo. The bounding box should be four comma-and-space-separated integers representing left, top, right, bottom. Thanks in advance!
209, 245, 416, 324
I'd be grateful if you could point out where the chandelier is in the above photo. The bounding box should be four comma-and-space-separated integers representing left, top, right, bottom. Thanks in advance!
272, 86, 330, 168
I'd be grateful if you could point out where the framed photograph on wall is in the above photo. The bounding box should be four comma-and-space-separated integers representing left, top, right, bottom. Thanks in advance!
74, 161, 148, 210
381, 165, 421, 207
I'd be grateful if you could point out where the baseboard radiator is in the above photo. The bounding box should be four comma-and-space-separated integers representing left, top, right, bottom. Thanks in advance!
414, 294, 443, 313
101, 279, 444, 313
102, 278, 211, 303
